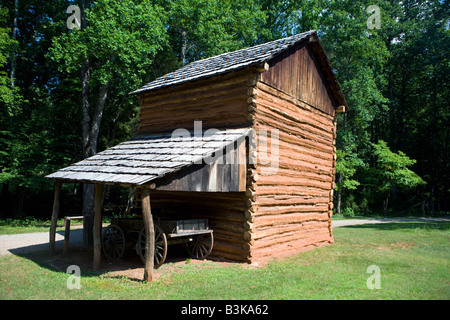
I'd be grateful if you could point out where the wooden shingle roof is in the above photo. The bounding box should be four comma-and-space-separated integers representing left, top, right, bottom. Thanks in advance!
130, 31, 315, 95
46, 128, 251, 186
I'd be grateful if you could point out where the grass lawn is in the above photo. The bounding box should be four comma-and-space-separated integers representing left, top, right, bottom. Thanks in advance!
0, 221, 449, 300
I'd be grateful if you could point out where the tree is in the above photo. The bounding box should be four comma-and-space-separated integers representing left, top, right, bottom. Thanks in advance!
161, 0, 267, 64
382, 0, 450, 213
335, 149, 365, 215
50, 0, 168, 245
0, 6, 20, 115
371, 140, 425, 215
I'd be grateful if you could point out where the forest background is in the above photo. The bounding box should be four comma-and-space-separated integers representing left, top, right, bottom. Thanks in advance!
0, 0, 448, 220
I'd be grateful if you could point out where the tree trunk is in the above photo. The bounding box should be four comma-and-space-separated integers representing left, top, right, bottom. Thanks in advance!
336, 173, 343, 215
88, 81, 111, 156
49, 180, 62, 255
78, 2, 113, 247
10, 0, 18, 89
93, 183, 103, 270
181, 30, 187, 65
383, 193, 390, 216
82, 184, 95, 247
81, 58, 91, 159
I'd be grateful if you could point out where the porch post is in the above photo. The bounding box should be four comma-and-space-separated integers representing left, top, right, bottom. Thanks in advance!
49, 179, 62, 255
93, 183, 103, 270
141, 187, 154, 282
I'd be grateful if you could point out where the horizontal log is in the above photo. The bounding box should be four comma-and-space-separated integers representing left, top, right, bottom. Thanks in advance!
255, 111, 333, 152
256, 127, 334, 163
251, 233, 333, 259
255, 115, 333, 154
254, 185, 330, 198
256, 81, 335, 122
211, 220, 246, 233
255, 195, 331, 208
254, 212, 330, 229
212, 241, 248, 255
253, 224, 331, 249
255, 89, 334, 131
254, 205, 329, 217
257, 166, 333, 184
141, 68, 252, 105
258, 155, 333, 177
256, 123, 334, 159
140, 99, 248, 123
212, 229, 247, 242
211, 248, 249, 262
255, 99, 334, 140
141, 85, 248, 111
253, 227, 327, 246
256, 175, 332, 191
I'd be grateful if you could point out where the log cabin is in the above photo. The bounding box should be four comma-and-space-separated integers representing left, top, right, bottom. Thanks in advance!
46, 30, 347, 281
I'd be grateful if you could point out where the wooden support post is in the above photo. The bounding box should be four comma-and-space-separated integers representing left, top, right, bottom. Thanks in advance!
63, 218, 71, 255
141, 187, 154, 282
93, 183, 103, 270
49, 180, 62, 255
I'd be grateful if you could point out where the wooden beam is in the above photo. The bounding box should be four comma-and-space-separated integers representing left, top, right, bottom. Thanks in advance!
335, 105, 346, 113
93, 183, 103, 270
141, 187, 155, 282
255, 62, 269, 72
49, 180, 62, 255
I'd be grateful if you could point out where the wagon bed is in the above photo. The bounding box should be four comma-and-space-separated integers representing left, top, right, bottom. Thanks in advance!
102, 217, 213, 268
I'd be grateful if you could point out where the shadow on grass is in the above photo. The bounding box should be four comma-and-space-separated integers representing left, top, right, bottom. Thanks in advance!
8, 234, 223, 283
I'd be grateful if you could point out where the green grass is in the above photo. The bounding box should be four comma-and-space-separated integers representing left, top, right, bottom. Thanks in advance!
0, 218, 66, 235
0, 217, 111, 235
0, 222, 449, 300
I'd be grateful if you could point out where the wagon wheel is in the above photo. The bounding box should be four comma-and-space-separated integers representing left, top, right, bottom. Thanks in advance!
102, 224, 126, 261
185, 232, 214, 259
137, 224, 167, 269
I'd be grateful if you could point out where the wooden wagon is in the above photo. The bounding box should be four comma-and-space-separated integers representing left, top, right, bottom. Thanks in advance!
102, 217, 213, 268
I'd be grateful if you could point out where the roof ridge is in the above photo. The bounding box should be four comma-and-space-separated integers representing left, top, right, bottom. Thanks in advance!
187, 30, 316, 65
130, 31, 316, 95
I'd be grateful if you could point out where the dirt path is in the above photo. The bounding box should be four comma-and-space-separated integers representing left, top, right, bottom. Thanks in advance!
0, 217, 448, 256
332, 216, 450, 228
0, 227, 84, 256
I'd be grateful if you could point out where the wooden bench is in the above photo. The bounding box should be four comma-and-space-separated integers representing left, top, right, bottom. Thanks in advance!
63, 216, 84, 255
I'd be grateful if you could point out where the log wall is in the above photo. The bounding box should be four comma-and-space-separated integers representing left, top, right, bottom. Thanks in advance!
246, 79, 336, 262
150, 190, 250, 262
138, 68, 253, 134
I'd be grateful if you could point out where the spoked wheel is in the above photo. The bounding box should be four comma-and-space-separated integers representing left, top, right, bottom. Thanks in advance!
102, 224, 126, 261
185, 232, 214, 259
137, 224, 167, 269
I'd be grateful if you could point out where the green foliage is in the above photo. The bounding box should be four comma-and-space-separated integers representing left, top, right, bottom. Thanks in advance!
371, 140, 425, 193
162, 0, 267, 63
51, 0, 168, 83
0, 0, 447, 218
336, 149, 364, 191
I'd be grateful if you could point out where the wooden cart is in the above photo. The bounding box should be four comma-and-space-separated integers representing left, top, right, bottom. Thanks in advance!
102, 217, 213, 268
